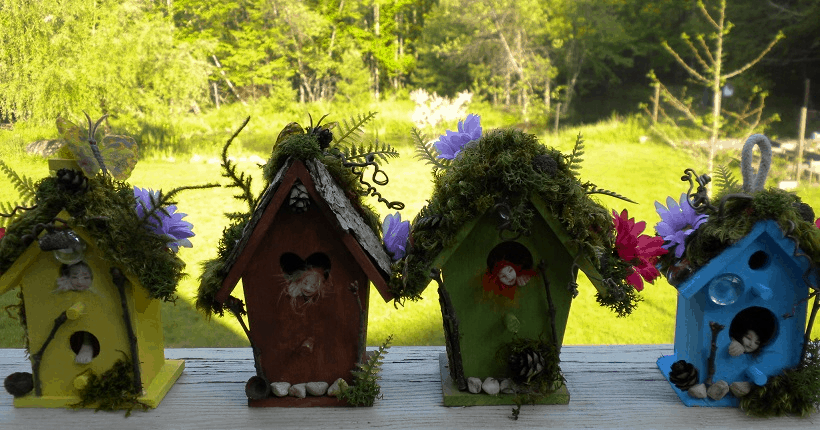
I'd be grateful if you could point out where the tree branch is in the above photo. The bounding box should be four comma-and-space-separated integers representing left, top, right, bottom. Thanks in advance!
662, 41, 710, 84
723, 32, 784, 79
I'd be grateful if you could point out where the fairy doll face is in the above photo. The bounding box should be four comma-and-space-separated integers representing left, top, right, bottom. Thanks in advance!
741, 330, 760, 353
56, 262, 93, 292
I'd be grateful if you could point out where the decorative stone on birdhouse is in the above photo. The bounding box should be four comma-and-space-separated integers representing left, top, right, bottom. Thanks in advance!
655, 135, 820, 416
0, 114, 200, 412
197, 114, 400, 407
390, 115, 661, 410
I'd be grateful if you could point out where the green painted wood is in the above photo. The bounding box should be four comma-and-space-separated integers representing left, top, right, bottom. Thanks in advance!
439, 212, 575, 380
439, 354, 570, 406
530, 195, 606, 295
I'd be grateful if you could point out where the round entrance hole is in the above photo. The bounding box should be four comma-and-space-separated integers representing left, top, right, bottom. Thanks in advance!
748, 250, 769, 270
729, 306, 777, 354
486, 241, 534, 272
69, 331, 100, 364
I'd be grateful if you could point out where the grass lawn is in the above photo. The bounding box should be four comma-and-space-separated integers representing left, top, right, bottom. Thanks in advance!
1, 114, 819, 348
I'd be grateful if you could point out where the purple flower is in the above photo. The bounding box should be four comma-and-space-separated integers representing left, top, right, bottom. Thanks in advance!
434, 114, 482, 160
134, 186, 195, 253
654, 193, 708, 259
382, 212, 410, 260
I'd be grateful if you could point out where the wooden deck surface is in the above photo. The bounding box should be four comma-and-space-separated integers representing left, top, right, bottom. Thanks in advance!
1, 345, 817, 429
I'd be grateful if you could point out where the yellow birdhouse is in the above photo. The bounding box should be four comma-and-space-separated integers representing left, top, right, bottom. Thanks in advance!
0, 213, 183, 409
1, 119, 192, 411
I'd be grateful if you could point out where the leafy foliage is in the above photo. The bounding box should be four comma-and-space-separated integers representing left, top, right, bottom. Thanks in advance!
339, 335, 392, 407
740, 339, 820, 417
334, 111, 378, 148
412, 128, 451, 172
72, 355, 148, 416
341, 140, 400, 164
220, 117, 256, 215
714, 164, 742, 195
0, 161, 38, 228
496, 337, 563, 420
567, 134, 585, 178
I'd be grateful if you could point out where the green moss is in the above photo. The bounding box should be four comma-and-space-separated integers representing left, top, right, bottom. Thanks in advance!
496, 337, 563, 419
0, 175, 186, 302
72, 355, 148, 416
740, 339, 820, 417
392, 129, 635, 314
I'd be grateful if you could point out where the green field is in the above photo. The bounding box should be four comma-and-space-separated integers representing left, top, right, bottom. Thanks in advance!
2, 103, 819, 348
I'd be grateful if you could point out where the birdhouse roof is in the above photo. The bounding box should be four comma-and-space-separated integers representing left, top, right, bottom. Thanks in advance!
394, 128, 636, 313
0, 174, 186, 301
214, 157, 394, 303
677, 219, 810, 300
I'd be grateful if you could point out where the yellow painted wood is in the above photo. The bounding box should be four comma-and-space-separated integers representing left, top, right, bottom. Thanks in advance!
3, 217, 180, 409
13, 359, 184, 409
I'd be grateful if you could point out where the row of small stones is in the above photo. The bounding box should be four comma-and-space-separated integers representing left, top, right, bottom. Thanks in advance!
466, 377, 524, 395
686, 380, 751, 401
270, 378, 347, 399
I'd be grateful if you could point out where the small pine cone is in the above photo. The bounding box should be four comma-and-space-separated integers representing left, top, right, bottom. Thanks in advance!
669, 360, 699, 391
532, 155, 558, 177
4, 372, 33, 397
792, 202, 815, 224
288, 183, 310, 213
312, 127, 333, 149
55, 168, 88, 195
508, 348, 546, 383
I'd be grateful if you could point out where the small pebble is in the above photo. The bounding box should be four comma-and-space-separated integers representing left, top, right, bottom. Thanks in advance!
289, 383, 307, 398
306, 381, 329, 396
467, 377, 482, 394
327, 378, 347, 397
499, 379, 515, 394
688, 383, 707, 399
729, 381, 751, 397
482, 377, 500, 395
271, 382, 291, 397
707, 380, 729, 401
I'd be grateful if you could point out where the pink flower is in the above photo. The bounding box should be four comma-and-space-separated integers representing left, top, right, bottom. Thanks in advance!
612, 209, 668, 291
815, 218, 820, 229
0, 227, 5, 242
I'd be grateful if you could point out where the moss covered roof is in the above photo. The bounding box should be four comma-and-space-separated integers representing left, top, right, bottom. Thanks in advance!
390, 128, 639, 315
0, 173, 185, 302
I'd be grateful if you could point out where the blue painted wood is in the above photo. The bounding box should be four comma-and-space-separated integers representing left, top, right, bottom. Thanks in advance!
658, 220, 812, 407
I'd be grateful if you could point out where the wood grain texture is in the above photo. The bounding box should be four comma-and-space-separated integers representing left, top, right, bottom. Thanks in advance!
1, 345, 818, 429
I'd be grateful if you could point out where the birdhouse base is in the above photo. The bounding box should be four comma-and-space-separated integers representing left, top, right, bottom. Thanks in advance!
12, 359, 185, 409
438, 354, 569, 406
657, 355, 739, 407
249, 396, 350, 407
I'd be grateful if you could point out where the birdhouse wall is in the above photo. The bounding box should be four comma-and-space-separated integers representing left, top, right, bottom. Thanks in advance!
18, 247, 165, 398
440, 214, 574, 379
240, 203, 369, 385
673, 228, 808, 386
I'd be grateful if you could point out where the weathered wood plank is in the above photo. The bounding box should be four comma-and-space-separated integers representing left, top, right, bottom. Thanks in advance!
0, 346, 818, 429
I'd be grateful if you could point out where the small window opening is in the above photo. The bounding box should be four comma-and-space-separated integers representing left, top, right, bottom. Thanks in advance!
748, 250, 769, 270
69, 331, 100, 364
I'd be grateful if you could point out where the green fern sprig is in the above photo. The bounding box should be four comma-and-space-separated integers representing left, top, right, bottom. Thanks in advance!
584, 184, 637, 204
220, 117, 255, 213
333, 111, 377, 147
715, 164, 742, 195
0, 160, 37, 202
412, 128, 450, 171
342, 140, 400, 164
567, 133, 585, 177
339, 334, 393, 407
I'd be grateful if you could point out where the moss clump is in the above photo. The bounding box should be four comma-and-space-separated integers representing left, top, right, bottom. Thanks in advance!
339, 335, 392, 407
72, 356, 148, 416
0, 175, 185, 302
740, 339, 820, 417
392, 129, 635, 313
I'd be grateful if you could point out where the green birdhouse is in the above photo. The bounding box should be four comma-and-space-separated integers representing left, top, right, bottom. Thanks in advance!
392, 117, 648, 408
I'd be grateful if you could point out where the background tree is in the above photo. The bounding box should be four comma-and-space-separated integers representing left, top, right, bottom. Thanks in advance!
0, 0, 210, 122
648, 0, 783, 184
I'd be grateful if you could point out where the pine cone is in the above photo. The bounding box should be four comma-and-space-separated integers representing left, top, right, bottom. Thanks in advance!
792, 201, 815, 223
532, 154, 558, 177
288, 183, 310, 213
508, 348, 546, 383
311, 127, 333, 150
55, 168, 88, 195
669, 360, 699, 391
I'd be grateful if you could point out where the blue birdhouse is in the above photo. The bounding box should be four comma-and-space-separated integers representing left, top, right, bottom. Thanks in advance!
655, 134, 820, 412
657, 220, 811, 407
